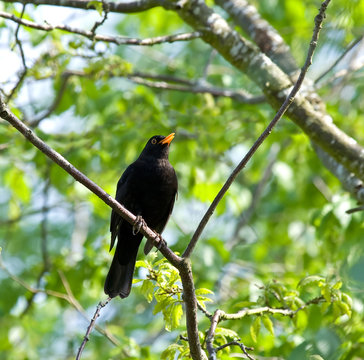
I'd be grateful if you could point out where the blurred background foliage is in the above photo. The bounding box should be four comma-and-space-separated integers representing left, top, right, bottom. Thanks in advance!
0, 0, 364, 359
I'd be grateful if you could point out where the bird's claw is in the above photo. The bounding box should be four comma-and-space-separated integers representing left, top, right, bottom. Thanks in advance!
153, 232, 167, 250
133, 216, 145, 235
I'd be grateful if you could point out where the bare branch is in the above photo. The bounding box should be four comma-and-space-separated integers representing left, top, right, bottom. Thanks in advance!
76, 297, 112, 360
216, 341, 255, 360
28, 73, 72, 126
0, 97, 207, 360
313, 143, 364, 204
89, 0, 109, 39
182, 0, 332, 258
206, 310, 222, 360
206, 309, 255, 360
0, 96, 182, 267
128, 75, 265, 104
2, 0, 161, 13
315, 34, 364, 84
0, 254, 120, 346
227, 143, 281, 251
0, 11, 201, 46
7, 4, 27, 101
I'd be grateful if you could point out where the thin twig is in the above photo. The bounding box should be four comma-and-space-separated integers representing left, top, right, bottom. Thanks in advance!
21, 165, 51, 315
0, 254, 120, 345
197, 300, 212, 318
90, 0, 109, 39
28, 73, 72, 126
75, 297, 111, 360
315, 34, 364, 84
128, 75, 265, 104
227, 143, 281, 251
182, 0, 332, 258
219, 341, 255, 360
7, 4, 27, 101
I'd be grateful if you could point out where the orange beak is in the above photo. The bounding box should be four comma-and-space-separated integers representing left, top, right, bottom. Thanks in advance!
159, 133, 175, 145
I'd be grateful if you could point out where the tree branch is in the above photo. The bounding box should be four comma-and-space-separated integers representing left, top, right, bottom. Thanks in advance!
215, 340, 254, 360
2, 0, 161, 13
0, 96, 181, 267
0, 97, 207, 360
0, 255, 120, 346
182, 0, 331, 258
215, 0, 298, 76
161, 0, 364, 183
76, 297, 112, 360
315, 34, 364, 84
127, 75, 265, 104
0, 11, 201, 46
7, 4, 27, 101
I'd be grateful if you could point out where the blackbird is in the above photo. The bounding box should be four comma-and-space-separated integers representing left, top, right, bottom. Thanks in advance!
104, 133, 178, 298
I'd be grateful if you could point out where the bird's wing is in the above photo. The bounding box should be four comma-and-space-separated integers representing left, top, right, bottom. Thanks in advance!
109, 165, 133, 251
143, 187, 178, 255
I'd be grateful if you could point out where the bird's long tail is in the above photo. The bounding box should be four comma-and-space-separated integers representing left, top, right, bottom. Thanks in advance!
104, 231, 142, 299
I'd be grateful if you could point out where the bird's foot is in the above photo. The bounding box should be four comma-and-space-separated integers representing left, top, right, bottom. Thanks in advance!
133, 216, 146, 235
153, 232, 167, 250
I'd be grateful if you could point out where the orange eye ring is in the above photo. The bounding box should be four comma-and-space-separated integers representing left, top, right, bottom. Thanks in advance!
151, 138, 157, 144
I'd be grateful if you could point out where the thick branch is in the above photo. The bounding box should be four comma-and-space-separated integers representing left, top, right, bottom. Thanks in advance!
161, 0, 364, 182
182, 0, 331, 258
179, 259, 207, 360
215, 0, 298, 76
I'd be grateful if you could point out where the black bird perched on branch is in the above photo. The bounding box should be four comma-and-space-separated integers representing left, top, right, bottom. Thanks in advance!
104, 133, 178, 299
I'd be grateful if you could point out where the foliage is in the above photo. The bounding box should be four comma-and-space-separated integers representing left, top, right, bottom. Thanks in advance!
0, 0, 364, 359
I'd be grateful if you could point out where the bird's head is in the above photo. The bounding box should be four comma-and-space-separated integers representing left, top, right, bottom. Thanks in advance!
139, 133, 175, 159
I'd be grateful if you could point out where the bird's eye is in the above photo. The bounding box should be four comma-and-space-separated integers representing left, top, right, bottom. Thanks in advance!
151, 138, 157, 145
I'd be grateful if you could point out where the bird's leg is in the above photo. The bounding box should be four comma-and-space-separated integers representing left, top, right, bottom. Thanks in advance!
132, 215, 146, 235
152, 231, 167, 250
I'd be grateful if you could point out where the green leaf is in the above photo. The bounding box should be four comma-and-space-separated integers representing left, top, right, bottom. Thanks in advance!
321, 284, 332, 303
310, 356, 325, 360
294, 310, 308, 330
140, 279, 155, 303
170, 303, 183, 330
163, 302, 183, 331
195, 288, 214, 295
333, 280, 343, 290
87, 0, 103, 15
250, 317, 261, 343
262, 315, 274, 336
4, 167, 31, 203
215, 327, 239, 339
161, 344, 183, 360
298, 275, 325, 289
153, 296, 174, 315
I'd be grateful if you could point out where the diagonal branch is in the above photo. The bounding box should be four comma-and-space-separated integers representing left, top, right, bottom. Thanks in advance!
0, 255, 120, 346
182, 0, 332, 258
7, 4, 28, 101
0, 97, 206, 360
0, 97, 181, 268
315, 34, 364, 84
215, 0, 298, 76
162, 0, 364, 182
